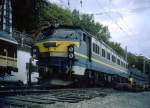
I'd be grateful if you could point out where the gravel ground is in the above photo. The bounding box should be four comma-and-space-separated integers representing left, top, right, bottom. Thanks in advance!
1, 89, 150, 108
39, 91, 150, 108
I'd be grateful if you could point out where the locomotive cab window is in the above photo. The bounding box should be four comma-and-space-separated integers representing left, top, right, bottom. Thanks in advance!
41, 28, 77, 40
83, 33, 86, 42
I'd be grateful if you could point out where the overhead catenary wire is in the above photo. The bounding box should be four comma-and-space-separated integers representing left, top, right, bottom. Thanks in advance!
108, 0, 135, 37
92, 6, 150, 15
94, 0, 132, 37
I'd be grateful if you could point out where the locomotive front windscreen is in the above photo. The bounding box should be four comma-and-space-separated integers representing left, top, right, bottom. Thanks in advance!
36, 28, 79, 41
50, 29, 76, 39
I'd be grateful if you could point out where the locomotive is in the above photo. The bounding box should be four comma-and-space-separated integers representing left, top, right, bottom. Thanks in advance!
33, 25, 129, 86
0, 31, 18, 77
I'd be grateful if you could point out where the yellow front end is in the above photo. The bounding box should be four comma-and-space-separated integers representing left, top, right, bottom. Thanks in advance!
36, 40, 80, 57
34, 40, 80, 81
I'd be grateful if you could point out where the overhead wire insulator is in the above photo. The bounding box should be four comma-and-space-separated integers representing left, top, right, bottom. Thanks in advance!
68, 0, 70, 7
80, 0, 82, 7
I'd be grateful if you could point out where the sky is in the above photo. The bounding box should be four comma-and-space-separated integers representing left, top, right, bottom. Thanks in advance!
49, 0, 150, 58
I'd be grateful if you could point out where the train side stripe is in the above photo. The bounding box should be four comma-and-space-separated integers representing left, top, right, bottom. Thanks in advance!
74, 52, 88, 59
74, 51, 128, 74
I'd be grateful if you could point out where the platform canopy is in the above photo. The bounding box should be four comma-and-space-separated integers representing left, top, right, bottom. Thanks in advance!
0, 31, 17, 44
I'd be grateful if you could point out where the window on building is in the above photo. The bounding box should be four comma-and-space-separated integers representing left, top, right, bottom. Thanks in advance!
102, 49, 105, 57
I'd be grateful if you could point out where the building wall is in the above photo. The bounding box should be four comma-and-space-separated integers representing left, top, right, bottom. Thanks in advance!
12, 50, 31, 84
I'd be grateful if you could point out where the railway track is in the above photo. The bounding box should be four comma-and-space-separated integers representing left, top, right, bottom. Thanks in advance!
0, 88, 109, 108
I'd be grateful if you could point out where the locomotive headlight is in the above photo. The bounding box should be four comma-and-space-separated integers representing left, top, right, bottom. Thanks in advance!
68, 45, 74, 59
32, 46, 38, 59
33, 49, 37, 58
68, 53, 74, 59
68, 47, 74, 52
33, 49, 37, 53
33, 53, 37, 59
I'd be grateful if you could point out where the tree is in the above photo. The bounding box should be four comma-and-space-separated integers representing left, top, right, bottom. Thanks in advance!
108, 41, 126, 57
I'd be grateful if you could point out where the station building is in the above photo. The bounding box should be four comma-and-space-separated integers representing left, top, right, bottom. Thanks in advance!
0, 0, 38, 84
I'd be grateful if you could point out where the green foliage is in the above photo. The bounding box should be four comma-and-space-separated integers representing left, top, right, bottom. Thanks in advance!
127, 53, 150, 73
108, 41, 126, 57
42, 4, 73, 25
127, 53, 138, 67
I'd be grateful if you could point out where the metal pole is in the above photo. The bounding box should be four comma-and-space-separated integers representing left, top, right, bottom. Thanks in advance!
143, 58, 146, 73
28, 58, 33, 85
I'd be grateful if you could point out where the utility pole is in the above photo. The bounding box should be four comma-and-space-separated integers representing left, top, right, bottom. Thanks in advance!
67, 0, 70, 9
28, 57, 33, 85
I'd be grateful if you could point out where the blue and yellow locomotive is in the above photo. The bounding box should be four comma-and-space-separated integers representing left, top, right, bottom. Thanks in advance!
33, 26, 129, 85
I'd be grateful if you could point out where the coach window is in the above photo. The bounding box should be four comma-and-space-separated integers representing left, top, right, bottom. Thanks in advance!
123, 63, 124, 67
102, 49, 105, 57
123, 63, 125, 67
98, 46, 100, 54
112, 55, 116, 63
93, 43, 96, 53
122, 63, 124, 67
126, 64, 128, 68
121, 61, 123, 67
117, 59, 120, 65
107, 52, 110, 60
96, 45, 99, 54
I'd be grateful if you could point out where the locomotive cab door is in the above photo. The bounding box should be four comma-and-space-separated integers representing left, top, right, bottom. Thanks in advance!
87, 36, 91, 62
83, 33, 92, 62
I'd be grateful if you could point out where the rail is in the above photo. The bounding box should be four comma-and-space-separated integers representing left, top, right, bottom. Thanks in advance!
0, 88, 107, 107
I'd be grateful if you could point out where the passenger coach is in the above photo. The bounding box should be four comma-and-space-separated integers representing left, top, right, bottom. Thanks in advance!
33, 26, 129, 85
